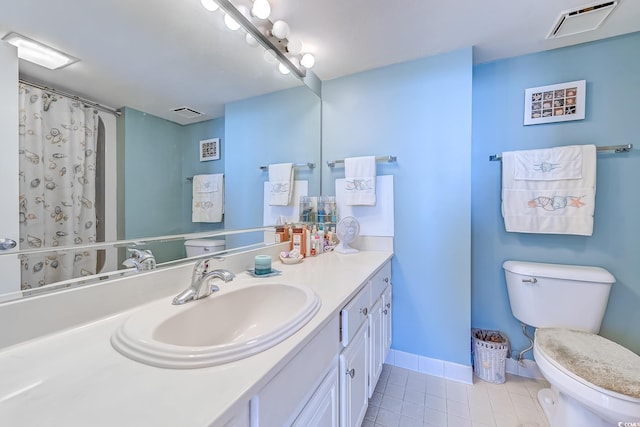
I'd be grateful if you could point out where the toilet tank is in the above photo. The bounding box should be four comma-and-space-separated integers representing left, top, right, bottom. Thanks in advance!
184, 239, 226, 257
503, 260, 615, 333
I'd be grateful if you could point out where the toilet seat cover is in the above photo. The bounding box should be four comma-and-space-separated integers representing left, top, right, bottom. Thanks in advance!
536, 328, 640, 399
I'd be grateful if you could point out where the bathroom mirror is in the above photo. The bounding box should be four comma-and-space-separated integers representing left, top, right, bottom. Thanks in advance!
0, 0, 322, 299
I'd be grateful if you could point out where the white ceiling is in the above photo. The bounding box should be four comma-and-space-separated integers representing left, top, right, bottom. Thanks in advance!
2, 0, 639, 124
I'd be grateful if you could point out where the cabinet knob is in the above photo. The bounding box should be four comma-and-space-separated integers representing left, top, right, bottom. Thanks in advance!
0, 238, 17, 250
384, 277, 389, 283
360, 307, 368, 316
383, 309, 388, 315
386, 302, 391, 309
346, 368, 355, 378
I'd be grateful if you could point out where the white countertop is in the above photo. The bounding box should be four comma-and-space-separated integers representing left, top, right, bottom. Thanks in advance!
0, 250, 392, 426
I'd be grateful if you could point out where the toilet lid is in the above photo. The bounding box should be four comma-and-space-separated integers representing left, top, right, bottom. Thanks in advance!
536, 328, 640, 399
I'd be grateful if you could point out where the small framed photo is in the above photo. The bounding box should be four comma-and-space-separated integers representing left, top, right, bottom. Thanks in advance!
524, 80, 585, 125
199, 138, 220, 161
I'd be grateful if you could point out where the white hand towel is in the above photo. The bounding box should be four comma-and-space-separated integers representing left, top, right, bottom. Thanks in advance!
344, 156, 376, 206
514, 145, 583, 180
502, 145, 596, 235
268, 163, 294, 206
192, 174, 224, 223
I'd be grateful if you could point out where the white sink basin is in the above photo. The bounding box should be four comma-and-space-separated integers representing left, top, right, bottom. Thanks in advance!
111, 283, 321, 368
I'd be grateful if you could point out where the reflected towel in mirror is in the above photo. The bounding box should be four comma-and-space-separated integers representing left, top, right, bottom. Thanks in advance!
268, 163, 294, 206
192, 174, 224, 222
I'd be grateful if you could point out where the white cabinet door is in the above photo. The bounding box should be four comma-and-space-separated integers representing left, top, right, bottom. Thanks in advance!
339, 323, 368, 427
368, 298, 383, 398
293, 363, 339, 427
382, 284, 392, 359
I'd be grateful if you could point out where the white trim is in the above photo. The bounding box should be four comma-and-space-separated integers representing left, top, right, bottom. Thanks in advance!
385, 349, 473, 384
505, 357, 544, 380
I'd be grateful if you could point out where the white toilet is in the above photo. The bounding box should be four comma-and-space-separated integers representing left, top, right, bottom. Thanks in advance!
503, 260, 640, 426
184, 239, 226, 257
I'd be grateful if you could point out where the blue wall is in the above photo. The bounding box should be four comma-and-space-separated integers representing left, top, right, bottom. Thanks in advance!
118, 108, 225, 261
322, 48, 473, 365
224, 85, 321, 247
472, 32, 640, 357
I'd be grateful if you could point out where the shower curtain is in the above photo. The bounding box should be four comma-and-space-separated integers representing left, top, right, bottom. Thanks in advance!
18, 83, 98, 290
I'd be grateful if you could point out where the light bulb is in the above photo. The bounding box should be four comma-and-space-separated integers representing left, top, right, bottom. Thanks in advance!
245, 33, 258, 47
286, 37, 302, 55
224, 13, 240, 30
278, 63, 290, 75
201, 0, 219, 12
251, 0, 271, 19
271, 20, 290, 39
300, 53, 315, 69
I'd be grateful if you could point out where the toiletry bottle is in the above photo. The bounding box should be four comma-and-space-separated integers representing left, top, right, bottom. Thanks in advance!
292, 227, 304, 256
305, 226, 311, 257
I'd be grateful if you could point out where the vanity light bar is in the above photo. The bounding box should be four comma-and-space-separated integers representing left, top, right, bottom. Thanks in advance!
489, 143, 633, 161
212, 0, 306, 79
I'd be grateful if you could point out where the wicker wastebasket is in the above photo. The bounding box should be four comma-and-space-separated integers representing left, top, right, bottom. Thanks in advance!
472, 328, 509, 384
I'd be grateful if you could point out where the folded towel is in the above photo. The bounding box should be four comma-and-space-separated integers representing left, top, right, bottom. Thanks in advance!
268, 163, 294, 206
502, 145, 596, 235
192, 174, 224, 222
514, 145, 583, 180
193, 174, 218, 192
344, 156, 376, 206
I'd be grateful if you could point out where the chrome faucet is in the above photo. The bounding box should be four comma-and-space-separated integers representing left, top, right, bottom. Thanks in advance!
172, 259, 235, 305
122, 249, 156, 271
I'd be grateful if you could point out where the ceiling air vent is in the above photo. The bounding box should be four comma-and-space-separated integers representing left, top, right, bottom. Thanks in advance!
547, 1, 619, 39
170, 106, 204, 119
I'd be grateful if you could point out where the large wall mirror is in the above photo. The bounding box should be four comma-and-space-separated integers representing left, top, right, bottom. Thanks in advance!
0, 0, 322, 300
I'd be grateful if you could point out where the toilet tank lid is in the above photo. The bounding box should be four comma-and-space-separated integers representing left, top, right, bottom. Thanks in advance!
184, 239, 225, 247
503, 260, 615, 283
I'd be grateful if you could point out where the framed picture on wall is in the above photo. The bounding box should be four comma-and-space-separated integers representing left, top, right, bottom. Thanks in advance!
524, 80, 586, 125
199, 138, 220, 161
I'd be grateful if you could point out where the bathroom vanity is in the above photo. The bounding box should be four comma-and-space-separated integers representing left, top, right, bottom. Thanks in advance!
0, 246, 392, 426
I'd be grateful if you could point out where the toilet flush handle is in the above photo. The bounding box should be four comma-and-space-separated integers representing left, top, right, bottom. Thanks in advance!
522, 278, 537, 284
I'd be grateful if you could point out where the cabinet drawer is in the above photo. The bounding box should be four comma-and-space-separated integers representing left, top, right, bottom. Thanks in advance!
370, 261, 391, 304
341, 283, 370, 347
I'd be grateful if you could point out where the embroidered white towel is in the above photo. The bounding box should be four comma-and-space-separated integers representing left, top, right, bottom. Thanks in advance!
268, 163, 294, 206
344, 156, 376, 206
502, 145, 596, 236
192, 174, 224, 223
514, 145, 583, 180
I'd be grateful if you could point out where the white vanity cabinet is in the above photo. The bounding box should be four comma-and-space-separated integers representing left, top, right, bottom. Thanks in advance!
368, 261, 392, 398
338, 259, 392, 426
250, 317, 340, 427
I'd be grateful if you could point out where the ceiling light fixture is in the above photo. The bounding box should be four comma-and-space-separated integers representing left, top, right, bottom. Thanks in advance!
2, 32, 79, 70
204, 0, 316, 79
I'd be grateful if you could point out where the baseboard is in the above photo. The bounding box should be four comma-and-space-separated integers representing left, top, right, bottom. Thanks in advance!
385, 349, 545, 383
505, 357, 544, 380
385, 349, 473, 384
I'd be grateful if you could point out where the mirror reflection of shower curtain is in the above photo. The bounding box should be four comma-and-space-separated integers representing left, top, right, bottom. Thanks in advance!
18, 83, 98, 290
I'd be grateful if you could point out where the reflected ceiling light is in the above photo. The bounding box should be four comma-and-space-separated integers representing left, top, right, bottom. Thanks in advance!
286, 37, 302, 55
263, 49, 278, 64
224, 13, 240, 30
278, 63, 290, 75
271, 20, 290, 39
2, 32, 79, 70
251, 0, 271, 20
245, 33, 258, 47
201, 0, 219, 12
300, 53, 315, 69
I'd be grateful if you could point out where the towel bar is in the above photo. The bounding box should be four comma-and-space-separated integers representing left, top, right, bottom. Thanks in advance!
327, 155, 397, 168
258, 162, 316, 172
489, 144, 632, 161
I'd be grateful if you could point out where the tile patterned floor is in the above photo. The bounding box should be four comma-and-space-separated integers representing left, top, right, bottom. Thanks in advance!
362, 364, 550, 427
